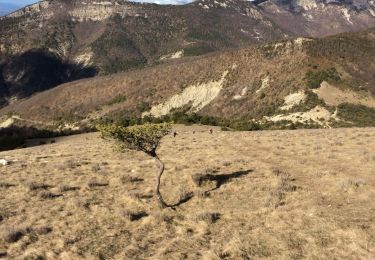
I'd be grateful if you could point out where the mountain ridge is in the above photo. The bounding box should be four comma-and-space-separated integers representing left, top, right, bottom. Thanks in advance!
0, 0, 291, 106
1, 28, 374, 130
0, 0, 375, 125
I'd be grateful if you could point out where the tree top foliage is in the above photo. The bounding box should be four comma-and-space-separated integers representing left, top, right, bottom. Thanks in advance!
97, 122, 172, 157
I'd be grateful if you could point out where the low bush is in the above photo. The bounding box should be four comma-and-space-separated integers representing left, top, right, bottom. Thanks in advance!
335, 103, 375, 127
107, 95, 126, 105
2, 227, 26, 243
194, 212, 221, 224
137, 102, 151, 113
28, 182, 50, 191
143, 112, 262, 131
305, 68, 341, 89
286, 91, 331, 113
39, 191, 59, 199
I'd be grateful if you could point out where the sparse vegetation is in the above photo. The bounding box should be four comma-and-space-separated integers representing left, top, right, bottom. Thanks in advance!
285, 91, 331, 113
3, 28, 375, 131
0, 182, 14, 189
0, 125, 374, 258
341, 178, 366, 192
121, 175, 144, 184
305, 68, 341, 89
2, 227, 26, 243
102, 59, 146, 75
137, 102, 151, 113
53, 110, 85, 125
106, 95, 127, 106
104, 110, 263, 132
63, 159, 80, 170
101, 105, 344, 131
306, 32, 375, 60
265, 170, 296, 208
186, 27, 224, 42
91, 164, 101, 173
34, 226, 52, 235
194, 212, 221, 224
87, 180, 109, 188
335, 103, 375, 127
27, 182, 50, 191
39, 190, 60, 199
59, 185, 80, 192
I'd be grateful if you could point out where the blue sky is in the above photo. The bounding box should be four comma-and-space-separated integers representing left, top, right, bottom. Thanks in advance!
0, 0, 38, 7
0, 0, 40, 15
0, 0, 37, 4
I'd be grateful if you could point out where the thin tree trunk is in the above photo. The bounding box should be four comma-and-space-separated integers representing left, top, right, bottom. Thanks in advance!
154, 155, 172, 208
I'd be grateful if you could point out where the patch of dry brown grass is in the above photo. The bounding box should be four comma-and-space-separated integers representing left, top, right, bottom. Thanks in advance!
0, 126, 374, 259
265, 170, 297, 208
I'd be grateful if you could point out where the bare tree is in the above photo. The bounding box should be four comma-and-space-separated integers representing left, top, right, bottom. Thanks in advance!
98, 122, 176, 208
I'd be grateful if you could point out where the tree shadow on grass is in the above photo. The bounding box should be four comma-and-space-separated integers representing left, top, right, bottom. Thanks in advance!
165, 192, 195, 210
168, 169, 254, 209
193, 169, 254, 193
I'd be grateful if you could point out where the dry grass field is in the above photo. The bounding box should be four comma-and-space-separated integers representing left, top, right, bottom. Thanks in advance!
0, 125, 374, 259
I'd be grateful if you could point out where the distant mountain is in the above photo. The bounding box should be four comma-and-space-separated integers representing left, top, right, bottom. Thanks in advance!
257, 0, 375, 37
0, 0, 290, 106
0, 0, 375, 107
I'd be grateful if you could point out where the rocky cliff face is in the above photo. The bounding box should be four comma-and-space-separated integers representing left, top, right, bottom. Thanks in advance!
4, 1, 51, 19
258, 0, 375, 36
2, 0, 375, 58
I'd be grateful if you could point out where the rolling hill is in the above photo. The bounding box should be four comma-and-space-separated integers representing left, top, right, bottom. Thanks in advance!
1, 0, 375, 107
1, 27, 375, 131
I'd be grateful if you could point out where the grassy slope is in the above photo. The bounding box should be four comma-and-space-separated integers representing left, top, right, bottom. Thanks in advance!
0, 125, 374, 258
